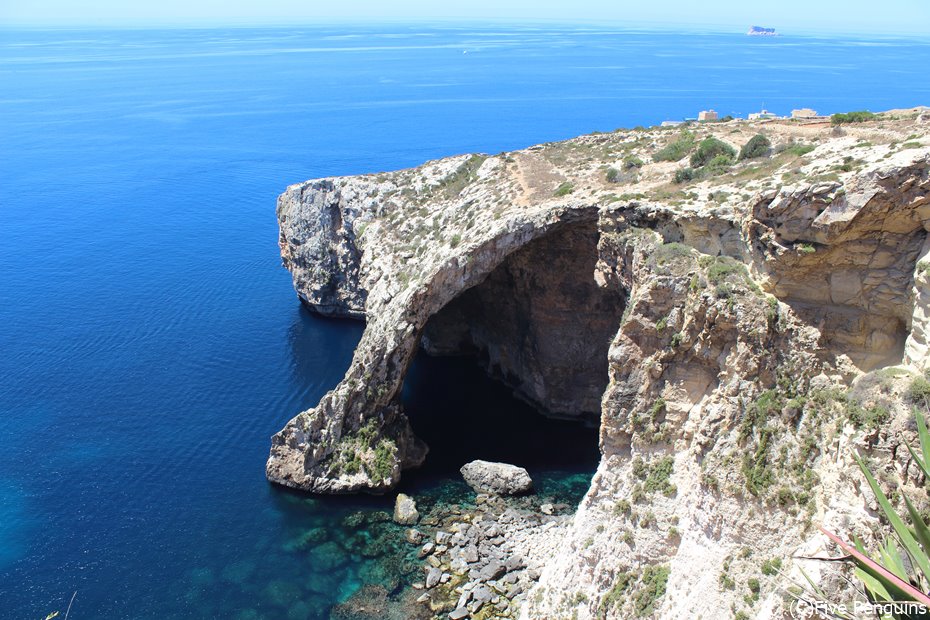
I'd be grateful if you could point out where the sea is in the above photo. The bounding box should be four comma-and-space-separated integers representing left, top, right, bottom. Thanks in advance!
1, 23, 929, 619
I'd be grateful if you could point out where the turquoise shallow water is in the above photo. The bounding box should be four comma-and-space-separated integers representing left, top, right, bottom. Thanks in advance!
1, 24, 929, 619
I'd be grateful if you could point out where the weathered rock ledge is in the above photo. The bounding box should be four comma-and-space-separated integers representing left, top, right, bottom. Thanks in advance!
269, 112, 930, 617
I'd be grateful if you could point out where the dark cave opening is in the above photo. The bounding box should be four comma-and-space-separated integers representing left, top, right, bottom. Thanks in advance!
396, 219, 627, 495
399, 352, 600, 474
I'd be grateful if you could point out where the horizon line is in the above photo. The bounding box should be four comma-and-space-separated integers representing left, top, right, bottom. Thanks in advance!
2, 17, 930, 40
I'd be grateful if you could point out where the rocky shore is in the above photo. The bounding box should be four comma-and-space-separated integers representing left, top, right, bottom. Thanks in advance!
325, 476, 576, 620
407, 495, 571, 619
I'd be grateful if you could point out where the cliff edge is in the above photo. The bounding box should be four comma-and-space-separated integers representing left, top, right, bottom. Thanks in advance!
268, 111, 930, 617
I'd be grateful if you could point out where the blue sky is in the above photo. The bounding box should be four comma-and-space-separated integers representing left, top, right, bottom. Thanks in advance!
2, 0, 929, 35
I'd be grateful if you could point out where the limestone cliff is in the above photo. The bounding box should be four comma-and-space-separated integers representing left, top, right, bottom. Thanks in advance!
269, 112, 930, 617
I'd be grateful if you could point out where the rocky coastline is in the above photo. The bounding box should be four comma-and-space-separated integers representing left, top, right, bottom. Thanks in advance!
405, 491, 570, 619
325, 470, 578, 620
270, 110, 930, 617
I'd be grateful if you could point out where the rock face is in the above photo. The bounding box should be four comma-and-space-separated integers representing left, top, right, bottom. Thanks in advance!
423, 219, 623, 420
460, 461, 534, 496
268, 113, 930, 617
393, 493, 419, 525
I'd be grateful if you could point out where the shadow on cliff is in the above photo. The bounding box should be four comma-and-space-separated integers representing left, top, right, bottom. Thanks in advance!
391, 218, 617, 498
397, 351, 600, 490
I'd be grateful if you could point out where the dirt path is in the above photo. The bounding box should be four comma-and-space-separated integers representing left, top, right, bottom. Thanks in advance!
512, 152, 566, 206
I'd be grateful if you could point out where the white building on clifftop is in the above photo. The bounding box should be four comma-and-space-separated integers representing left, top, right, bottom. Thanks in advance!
748, 109, 778, 120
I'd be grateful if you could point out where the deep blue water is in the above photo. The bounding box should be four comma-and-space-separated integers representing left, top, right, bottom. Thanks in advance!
2, 24, 929, 619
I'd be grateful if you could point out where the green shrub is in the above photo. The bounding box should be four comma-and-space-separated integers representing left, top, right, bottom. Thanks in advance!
706, 256, 749, 285
642, 456, 676, 496
599, 571, 633, 614
846, 401, 890, 429
831, 110, 876, 125
742, 429, 775, 496
739, 134, 772, 160
639, 511, 657, 528
623, 155, 644, 169
674, 167, 698, 184
554, 181, 574, 197
649, 242, 694, 273
760, 557, 782, 576
437, 154, 487, 198
690, 137, 736, 168
908, 376, 930, 404
775, 486, 795, 506
631, 396, 669, 442
705, 154, 734, 173
739, 389, 782, 440
606, 167, 622, 183
765, 296, 779, 322
344, 453, 361, 475
634, 565, 670, 617
719, 572, 735, 590
654, 131, 696, 162
364, 438, 396, 482
614, 499, 632, 516
785, 143, 816, 157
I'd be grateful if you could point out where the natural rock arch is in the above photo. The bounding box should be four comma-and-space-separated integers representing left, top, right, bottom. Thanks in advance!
419, 218, 627, 424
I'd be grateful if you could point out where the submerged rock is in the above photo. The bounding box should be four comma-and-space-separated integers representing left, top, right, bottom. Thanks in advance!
329, 585, 389, 620
262, 579, 303, 608
282, 526, 329, 552
308, 541, 349, 572
220, 559, 256, 584
404, 528, 424, 544
460, 460, 533, 495
331, 584, 432, 620
393, 493, 420, 525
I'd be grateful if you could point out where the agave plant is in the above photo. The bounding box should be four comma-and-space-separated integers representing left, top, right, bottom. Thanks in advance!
817, 411, 930, 618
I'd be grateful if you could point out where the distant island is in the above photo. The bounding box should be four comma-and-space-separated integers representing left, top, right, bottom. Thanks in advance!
748, 25, 777, 36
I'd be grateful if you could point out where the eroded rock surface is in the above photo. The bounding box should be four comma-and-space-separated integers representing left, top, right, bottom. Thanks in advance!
269, 112, 930, 617
394, 493, 420, 525
460, 461, 534, 496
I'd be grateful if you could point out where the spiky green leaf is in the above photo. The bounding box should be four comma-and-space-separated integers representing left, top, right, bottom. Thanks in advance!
853, 452, 930, 582
878, 539, 908, 581
821, 527, 930, 606
855, 565, 893, 602
917, 410, 930, 468
906, 441, 930, 481
904, 493, 930, 564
